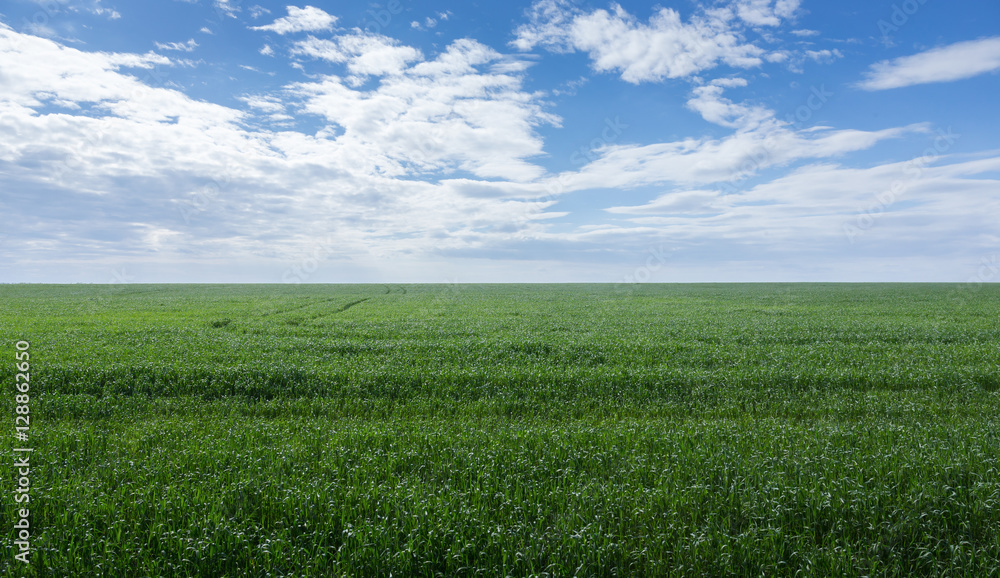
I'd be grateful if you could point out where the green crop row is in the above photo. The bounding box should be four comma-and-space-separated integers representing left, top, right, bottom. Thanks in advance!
1, 283, 998, 576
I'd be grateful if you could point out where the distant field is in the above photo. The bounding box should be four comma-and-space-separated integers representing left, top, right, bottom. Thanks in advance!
2, 283, 999, 576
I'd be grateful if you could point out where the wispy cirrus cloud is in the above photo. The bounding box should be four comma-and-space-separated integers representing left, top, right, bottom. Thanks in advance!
154, 38, 198, 52
214, 0, 240, 18
858, 37, 1000, 90
603, 155, 1000, 260
546, 121, 919, 194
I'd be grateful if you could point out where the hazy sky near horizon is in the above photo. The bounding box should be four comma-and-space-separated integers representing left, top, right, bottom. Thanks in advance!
1, 0, 998, 283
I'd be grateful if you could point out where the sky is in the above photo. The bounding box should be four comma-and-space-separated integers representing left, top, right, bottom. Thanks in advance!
0, 0, 998, 283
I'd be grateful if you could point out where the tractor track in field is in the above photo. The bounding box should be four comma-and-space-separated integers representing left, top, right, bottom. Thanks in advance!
334, 297, 370, 313
262, 296, 374, 326
263, 296, 342, 317
293, 297, 373, 325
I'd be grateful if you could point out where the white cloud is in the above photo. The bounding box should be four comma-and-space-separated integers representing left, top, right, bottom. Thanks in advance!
0, 26, 246, 152
260, 44, 274, 56
214, 0, 240, 18
199, 27, 213, 35
599, 154, 1000, 273
287, 37, 559, 181
858, 37, 1000, 90
94, 6, 121, 20
805, 49, 842, 63
103, 51, 172, 69
239, 95, 292, 125
547, 120, 919, 194
734, 0, 800, 27
251, 5, 338, 35
411, 16, 441, 32
686, 79, 772, 129
240, 95, 285, 113
292, 32, 422, 77
3, 18, 995, 283
512, 1, 768, 83
711, 77, 749, 88
64, 1, 122, 20
605, 189, 724, 215
0, 25, 568, 274
154, 39, 198, 52
249, 5, 271, 19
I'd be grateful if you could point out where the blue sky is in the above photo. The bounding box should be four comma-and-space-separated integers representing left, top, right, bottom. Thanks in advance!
1, 0, 998, 283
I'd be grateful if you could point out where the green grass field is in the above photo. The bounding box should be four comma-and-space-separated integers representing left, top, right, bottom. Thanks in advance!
2, 283, 999, 576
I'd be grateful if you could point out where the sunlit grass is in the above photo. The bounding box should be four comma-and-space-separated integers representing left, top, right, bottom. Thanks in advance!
2, 283, 999, 576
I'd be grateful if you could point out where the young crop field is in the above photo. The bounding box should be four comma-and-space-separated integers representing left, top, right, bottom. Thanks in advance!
2, 283, 999, 576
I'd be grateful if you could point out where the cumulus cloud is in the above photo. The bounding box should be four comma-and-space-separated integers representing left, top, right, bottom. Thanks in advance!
734, 0, 800, 27
0, 24, 568, 274
0, 31, 177, 115
292, 32, 423, 77
287, 37, 559, 181
858, 37, 1000, 90
512, 0, 781, 83
251, 5, 338, 35
3, 15, 994, 283
686, 78, 774, 129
